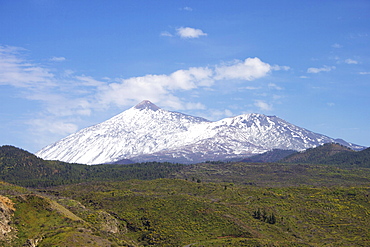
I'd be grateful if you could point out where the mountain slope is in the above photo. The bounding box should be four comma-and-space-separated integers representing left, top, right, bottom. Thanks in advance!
36, 100, 364, 164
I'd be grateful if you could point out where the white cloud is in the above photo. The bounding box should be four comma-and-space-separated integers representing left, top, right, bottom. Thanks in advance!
307, 65, 336, 74
49, 56, 66, 62
332, 56, 340, 61
215, 57, 272, 81
63, 69, 75, 77
27, 117, 80, 149
160, 31, 173, 37
359, 72, 370, 75
344, 59, 358, 64
268, 83, 282, 90
185, 102, 206, 110
97, 58, 281, 111
176, 27, 207, 39
0, 45, 97, 139
272, 94, 284, 100
2, 48, 279, 113
244, 86, 260, 90
181, 7, 193, 11
332, 43, 343, 48
0, 45, 54, 88
29, 118, 78, 136
96, 57, 282, 111
98, 66, 214, 110
254, 100, 273, 111
2, 45, 288, 145
271, 65, 290, 71
76, 75, 106, 87
203, 109, 234, 120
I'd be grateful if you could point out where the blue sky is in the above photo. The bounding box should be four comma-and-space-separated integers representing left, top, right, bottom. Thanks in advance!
1, 0, 370, 152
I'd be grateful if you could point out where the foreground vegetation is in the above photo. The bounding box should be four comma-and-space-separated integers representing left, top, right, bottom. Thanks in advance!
0, 144, 369, 246
1, 179, 369, 246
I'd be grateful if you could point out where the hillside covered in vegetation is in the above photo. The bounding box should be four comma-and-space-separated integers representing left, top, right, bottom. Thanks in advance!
0, 144, 369, 246
1, 179, 369, 246
281, 143, 370, 167
0, 145, 184, 187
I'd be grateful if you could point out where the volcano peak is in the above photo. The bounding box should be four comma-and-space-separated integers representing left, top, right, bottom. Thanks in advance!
134, 100, 160, 111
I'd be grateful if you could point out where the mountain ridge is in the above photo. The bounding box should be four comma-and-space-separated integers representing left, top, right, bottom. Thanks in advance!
36, 100, 364, 165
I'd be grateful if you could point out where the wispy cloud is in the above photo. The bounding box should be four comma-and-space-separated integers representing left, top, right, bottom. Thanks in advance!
254, 100, 273, 111
49, 56, 66, 62
29, 118, 78, 137
176, 27, 207, 39
332, 43, 343, 48
181, 7, 193, 11
0, 45, 97, 138
202, 109, 234, 121
344, 59, 358, 64
244, 86, 261, 90
271, 65, 290, 71
307, 65, 336, 74
160, 31, 173, 37
268, 83, 283, 90
0, 45, 54, 88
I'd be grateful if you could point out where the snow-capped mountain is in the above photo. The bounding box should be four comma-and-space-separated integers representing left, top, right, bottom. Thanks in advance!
36, 100, 364, 164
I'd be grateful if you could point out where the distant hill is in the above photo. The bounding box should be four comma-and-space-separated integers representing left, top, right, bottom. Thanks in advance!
0, 145, 184, 187
323, 146, 370, 167
2, 144, 370, 188
240, 149, 297, 163
281, 143, 370, 167
0, 145, 70, 186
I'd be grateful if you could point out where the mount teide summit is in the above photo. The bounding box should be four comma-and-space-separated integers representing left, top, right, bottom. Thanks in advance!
36, 100, 363, 165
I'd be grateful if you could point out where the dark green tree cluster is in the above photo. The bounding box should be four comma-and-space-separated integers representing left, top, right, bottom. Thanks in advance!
253, 208, 276, 224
